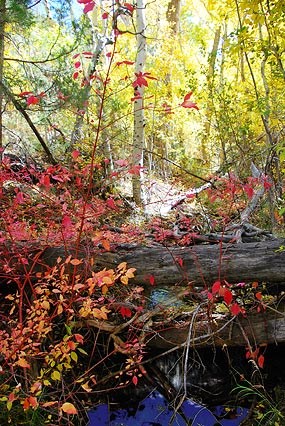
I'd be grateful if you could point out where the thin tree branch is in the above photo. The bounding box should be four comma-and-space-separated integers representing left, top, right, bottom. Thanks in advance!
0, 81, 57, 164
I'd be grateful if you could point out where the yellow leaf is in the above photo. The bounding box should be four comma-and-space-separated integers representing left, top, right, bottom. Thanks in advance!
41, 300, 50, 310
51, 370, 61, 381
117, 262, 127, 271
126, 268, 136, 278
61, 402, 78, 415
57, 304, 63, 315
7, 401, 12, 411
81, 382, 92, 392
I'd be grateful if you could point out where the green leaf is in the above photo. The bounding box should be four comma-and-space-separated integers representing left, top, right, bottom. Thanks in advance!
51, 370, 61, 381
71, 351, 78, 363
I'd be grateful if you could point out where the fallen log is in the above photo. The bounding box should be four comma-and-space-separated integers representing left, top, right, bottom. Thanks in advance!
1, 239, 285, 287
94, 239, 285, 287
147, 302, 285, 349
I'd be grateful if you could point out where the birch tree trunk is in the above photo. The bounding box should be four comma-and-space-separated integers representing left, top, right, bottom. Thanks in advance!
0, 0, 6, 150
132, 0, 146, 205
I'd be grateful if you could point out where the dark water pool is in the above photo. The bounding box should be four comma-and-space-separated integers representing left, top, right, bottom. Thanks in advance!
88, 390, 248, 425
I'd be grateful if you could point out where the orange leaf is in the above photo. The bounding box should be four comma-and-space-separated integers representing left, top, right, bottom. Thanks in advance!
42, 401, 58, 407
258, 354, 265, 369
17, 358, 31, 369
102, 239, 111, 251
61, 402, 78, 415
70, 258, 83, 266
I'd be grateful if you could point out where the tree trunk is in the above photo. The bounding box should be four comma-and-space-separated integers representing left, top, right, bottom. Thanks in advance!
132, 0, 146, 205
166, 0, 181, 35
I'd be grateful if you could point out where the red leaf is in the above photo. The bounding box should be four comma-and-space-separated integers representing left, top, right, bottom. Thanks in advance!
119, 306, 132, 318
83, 1, 95, 13
102, 12, 109, 19
115, 159, 128, 167
128, 165, 141, 175
74, 333, 84, 344
72, 149, 81, 160
212, 281, 221, 294
207, 291, 213, 300
116, 60, 135, 66
18, 91, 33, 97
73, 71, 79, 80
176, 257, 183, 267
124, 3, 135, 13
231, 303, 241, 316
258, 354, 265, 368
106, 197, 117, 209
181, 91, 199, 110
62, 215, 72, 228
16, 191, 25, 204
132, 375, 138, 385
132, 71, 157, 88
74, 61, 81, 68
27, 95, 40, 105
244, 183, 254, 199
255, 292, 263, 301
149, 274, 155, 286
40, 174, 51, 188
223, 288, 233, 305
263, 179, 272, 190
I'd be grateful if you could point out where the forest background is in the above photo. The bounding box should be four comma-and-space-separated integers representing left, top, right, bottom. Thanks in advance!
0, 0, 285, 424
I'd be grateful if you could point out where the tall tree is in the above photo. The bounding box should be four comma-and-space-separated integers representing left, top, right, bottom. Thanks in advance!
132, 0, 147, 205
166, 0, 182, 35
